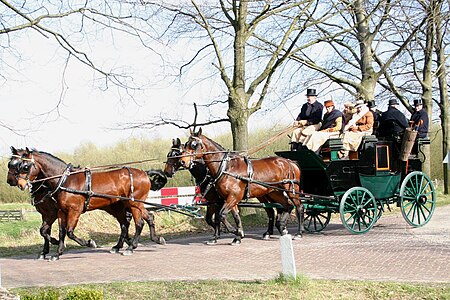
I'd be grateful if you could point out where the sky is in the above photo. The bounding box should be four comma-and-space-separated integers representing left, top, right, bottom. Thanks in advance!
0, 28, 300, 158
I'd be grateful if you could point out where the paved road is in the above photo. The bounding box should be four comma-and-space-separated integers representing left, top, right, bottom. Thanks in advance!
1, 205, 450, 288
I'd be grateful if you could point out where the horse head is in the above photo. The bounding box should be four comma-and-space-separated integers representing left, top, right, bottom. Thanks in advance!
7, 147, 39, 190
180, 128, 206, 168
163, 138, 184, 178
6, 146, 22, 186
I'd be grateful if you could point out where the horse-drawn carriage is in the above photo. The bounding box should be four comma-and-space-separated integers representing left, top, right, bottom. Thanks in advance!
5, 127, 436, 259
277, 134, 435, 234
178, 128, 436, 240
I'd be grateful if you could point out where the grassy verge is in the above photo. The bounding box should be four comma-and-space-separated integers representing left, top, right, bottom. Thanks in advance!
11, 277, 450, 300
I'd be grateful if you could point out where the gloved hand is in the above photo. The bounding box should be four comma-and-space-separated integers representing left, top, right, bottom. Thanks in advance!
298, 120, 308, 126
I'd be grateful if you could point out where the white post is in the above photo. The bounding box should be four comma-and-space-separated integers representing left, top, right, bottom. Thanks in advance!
279, 234, 297, 278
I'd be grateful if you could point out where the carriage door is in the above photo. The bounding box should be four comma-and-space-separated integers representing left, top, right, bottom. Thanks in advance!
376, 143, 390, 172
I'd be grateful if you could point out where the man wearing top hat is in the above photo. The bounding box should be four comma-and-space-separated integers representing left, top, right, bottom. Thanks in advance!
367, 100, 382, 135
409, 99, 429, 139
304, 99, 343, 153
290, 88, 323, 151
377, 99, 408, 139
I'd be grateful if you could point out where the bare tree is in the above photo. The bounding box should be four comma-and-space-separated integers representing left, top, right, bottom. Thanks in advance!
131, 0, 334, 151
433, 0, 450, 193
0, 0, 162, 132
287, 0, 424, 103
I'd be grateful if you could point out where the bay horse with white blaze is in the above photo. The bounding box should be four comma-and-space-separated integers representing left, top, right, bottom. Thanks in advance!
8, 147, 166, 259
165, 138, 288, 244
180, 128, 304, 245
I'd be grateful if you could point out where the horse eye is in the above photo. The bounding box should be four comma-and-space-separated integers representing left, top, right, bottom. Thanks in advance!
191, 141, 198, 149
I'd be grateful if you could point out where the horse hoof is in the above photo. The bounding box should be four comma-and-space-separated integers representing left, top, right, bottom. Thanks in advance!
122, 249, 133, 256
292, 234, 303, 240
50, 255, 60, 261
205, 239, 217, 245
262, 234, 271, 240
231, 238, 241, 246
159, 237, 166, 245
37, 254, 46, 260
88, 240, 97, 248
109, 248, 120, 254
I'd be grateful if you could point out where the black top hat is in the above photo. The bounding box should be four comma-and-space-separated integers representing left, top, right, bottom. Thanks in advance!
306, 88, 317, 96
367, 100, 376, 108
388, 99, 399, 106
413, 99, 423, 106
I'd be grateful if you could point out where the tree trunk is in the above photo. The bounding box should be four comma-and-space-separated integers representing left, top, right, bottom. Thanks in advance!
420, 0, 436, 176
229, 111, 249, 152
434, 1, 450, 193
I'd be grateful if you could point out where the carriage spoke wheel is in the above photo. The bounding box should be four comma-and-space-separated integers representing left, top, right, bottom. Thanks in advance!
339, 187, 377, 234
400, 171, 436, 227
304, 209, 331, 233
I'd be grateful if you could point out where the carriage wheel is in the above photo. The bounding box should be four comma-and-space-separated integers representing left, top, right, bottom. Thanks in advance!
304, 209, 331, 233
339, 187, 377, 234
400, 171, 436, 227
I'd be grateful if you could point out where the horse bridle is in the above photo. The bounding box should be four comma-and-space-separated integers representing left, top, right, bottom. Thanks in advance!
9, 154, 37, 184
183, 136, 206, 168
166, 147, 184, 170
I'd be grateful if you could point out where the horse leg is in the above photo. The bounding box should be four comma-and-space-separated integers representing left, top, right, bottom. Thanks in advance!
53, 211, 67, 261
143, 209, 165, 245
123, 207, 145, 256
293, 202, 304, 240
205, 203, 220, 245
262, 207, 275, 240
219, 201, 244, 245
38, 218, 58, 260
65, 211, 97, 249
230, 206, 244, 245
110, 211, 131, 254
278, 210, 292, 236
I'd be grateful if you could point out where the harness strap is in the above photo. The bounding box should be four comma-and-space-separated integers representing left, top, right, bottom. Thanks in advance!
47, 164, 73, 200
243, 157, 254, 201
83, 169, 93, 212
212, 151, 230, 181
125, 167, 135, 201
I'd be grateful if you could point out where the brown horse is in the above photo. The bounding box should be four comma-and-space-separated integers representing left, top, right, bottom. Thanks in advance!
180, 128, 304, 244
164, 138, 286, 244
8, 147, 166, 259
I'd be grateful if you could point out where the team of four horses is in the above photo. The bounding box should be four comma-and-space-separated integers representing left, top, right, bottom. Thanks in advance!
7, 128, 304, 261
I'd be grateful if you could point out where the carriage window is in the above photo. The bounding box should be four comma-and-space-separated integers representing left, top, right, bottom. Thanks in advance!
376, 145, 390, 171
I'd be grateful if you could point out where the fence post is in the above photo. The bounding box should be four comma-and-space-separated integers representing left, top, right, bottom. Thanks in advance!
279, 234, 297, 278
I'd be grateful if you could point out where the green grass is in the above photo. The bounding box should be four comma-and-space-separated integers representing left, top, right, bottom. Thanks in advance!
11, 277, 450, 300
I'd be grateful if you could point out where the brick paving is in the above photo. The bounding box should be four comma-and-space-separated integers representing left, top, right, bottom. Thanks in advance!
1, 205, 449, 289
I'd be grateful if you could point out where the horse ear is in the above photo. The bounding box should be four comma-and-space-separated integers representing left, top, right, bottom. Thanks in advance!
10, 146, 18, 155
198, 127, 202, 136
25, 147, 30, 153
189, 128, 193, 135
172, 138, 181, 148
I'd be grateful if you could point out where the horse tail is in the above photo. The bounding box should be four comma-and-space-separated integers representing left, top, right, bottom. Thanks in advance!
146, 169, 168, 191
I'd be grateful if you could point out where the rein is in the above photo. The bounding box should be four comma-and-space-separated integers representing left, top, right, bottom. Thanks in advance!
29, 158, 159, 184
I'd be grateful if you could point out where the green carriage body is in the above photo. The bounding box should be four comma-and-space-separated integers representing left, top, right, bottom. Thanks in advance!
276, 135, 435, 234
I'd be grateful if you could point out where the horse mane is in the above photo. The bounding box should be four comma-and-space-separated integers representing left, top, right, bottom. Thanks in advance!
31, 149, 67, 166
199, 134, 226, 152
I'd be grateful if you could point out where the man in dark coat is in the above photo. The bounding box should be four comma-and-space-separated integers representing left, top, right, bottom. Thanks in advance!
367, 100, 382, 134
304, 100, 343, 152
290, 88, 323, 150
409, 99, 429, 139
377, 99, 408, 139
